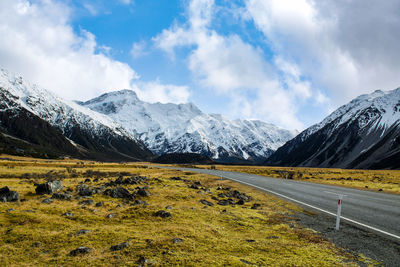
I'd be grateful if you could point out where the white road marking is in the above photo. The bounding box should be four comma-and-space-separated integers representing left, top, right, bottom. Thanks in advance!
223, 174, 400, 241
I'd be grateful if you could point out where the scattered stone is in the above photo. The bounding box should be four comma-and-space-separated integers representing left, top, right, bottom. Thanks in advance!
0, 186, 20, 202
378, 188, 383, 192
137, 187, 151, 197
69, 246, 93, 256
137, 256, 150, 265
155, 210, 171, 218
106, 213, 117, 219
51, 193, 72, 200
266, 236, 279, 239
194, 181, 201, 186
218, 193, 227, 198
236, 199, 245, 205
76, 184, 97, 196
217, 199, 234, 206
200, 199, 214, 206
103, 187, 132, 199
217, 186, 222, 190
189, 184, 199, 189
251, 204, 261, 210
133, 199, 147, 206
170, 177, 182, 181
105, 176, 147, 187
62, 212, 75, 217
6, 208, 15, 212
165, 205, 173, 210
172, 238, 183, 244
84, 178, 91, 183
79, 199, 94, 206
95, 201, 104, 207
246, 239, 256, 243
110, 241, 129, 251
93, 178, 99, 183
42, 198, 53, 204
35, 181, 63, 195
76, 229, 90, 236
365, 186, 369, 188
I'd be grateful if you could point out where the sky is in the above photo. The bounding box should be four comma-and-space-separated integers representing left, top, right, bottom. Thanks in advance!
1, 0, 400, 131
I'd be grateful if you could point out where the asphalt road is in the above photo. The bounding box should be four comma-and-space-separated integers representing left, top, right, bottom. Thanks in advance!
160, 166, 400, 241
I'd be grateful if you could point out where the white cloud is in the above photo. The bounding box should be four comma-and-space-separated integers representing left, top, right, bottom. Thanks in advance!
154, 0, 310, 129
119, 0, 132, 5
132, 81, 190, 104
245, 0, 400, 106
0, 0, 186, 105
130, 41, 147, 58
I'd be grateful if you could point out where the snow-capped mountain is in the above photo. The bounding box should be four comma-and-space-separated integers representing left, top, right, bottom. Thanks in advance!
266, 88, 400, 169
81, 90, 297, 163
0, 69, 152, 161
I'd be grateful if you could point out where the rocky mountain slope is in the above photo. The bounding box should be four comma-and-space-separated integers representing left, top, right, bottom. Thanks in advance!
0, 69, 152, 161
266, 88, 400, 169
80, 90, 297, 163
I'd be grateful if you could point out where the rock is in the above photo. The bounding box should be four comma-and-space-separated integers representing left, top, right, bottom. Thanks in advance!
365, 186, 369, 188
33, 242, 42, 247
165, 205, 173, 210
217, 199, 234, 206
106, 213, 117, 219
0, 186, 19, 202
6, 208, 15, 212
133, 199, 147, 206
378, 188, 383, 192
62, 212, 75, 217
76, 229, 90, 236
240, 259, 253, 265
23, 210, 35, 213
137, 256, 150, 265
84, 178, 91, 183
194, 181, 201, 186
105, 176, 147, 187
200, 199, 214, 206
42, 198, 53, 204
236, 199, 245, 205
79, 199, 94, 206
170, 177, 182, 181
35, 181, 63, 195
155, 210, 171, 218
172, 238, 183, 244
95, 201, 104, 207
266, 236, 279, 239
218, 193, 228, 198
251, 204, 261, 209
76, 184, 96, 196
103, 187, 132, 199
217, 186, 222, 190
246, 239, 255, 242
137, 187, 151, 197
110, 241, 129, 251
189, 184, 199, 189
69, 246, 93, 256
51, 193, 72, 200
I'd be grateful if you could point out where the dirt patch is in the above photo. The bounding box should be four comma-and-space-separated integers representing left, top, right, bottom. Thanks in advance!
294, 210, 400, 266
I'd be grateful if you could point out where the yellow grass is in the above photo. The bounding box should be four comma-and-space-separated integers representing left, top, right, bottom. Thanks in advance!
0, 155, 377, 266
191, 164, 400, 194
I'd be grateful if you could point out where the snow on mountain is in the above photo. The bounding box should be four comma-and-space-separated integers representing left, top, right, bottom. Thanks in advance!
266, 87, 400, 169
0, 69, 151, 161
81, 90, 297, 163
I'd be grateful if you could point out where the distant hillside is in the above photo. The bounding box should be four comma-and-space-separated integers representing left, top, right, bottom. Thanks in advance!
152, 153, 214, 164
266, 88, 400, 169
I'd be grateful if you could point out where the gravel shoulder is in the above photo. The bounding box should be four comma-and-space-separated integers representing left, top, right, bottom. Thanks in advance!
294, 210, 400, 266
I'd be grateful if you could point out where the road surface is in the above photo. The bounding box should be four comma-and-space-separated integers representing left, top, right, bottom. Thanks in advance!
159, 166, 400, 241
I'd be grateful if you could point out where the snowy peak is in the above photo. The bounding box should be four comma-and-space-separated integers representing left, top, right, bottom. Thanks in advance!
266, 87, 400, 169
81, 89, 296, 163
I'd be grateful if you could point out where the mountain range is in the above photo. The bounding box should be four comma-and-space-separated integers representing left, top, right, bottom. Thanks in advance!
266, 88, 400, 169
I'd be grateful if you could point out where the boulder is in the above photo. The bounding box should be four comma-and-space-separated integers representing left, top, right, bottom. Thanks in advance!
154, 210, 171, 218
0, 186, 19, 202
137, 187, 150, 197
110, 241, 129, 251
79, 199, 94, 206
51, 193, 72, 200
35, 181, 63, 195
76, 184, 96, 196
69, 247, 93, 256
103, 187, 132, 199
199, 199, 214, 206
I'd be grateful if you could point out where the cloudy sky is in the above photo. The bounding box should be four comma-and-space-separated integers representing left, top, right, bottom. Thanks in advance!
1, 0, 399, 130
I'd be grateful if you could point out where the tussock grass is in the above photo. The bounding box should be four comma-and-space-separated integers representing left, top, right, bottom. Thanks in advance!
0, 156, 376, 266
192, 165, 400, 194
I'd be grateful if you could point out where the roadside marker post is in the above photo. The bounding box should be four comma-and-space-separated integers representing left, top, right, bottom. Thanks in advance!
336, 194, 343, 230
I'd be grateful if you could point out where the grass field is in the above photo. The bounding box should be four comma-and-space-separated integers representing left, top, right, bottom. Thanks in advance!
0, 155, 376, 266
191, 164, 400, 195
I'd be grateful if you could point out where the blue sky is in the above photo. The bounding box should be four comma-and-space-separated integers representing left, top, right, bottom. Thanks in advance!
1, 0, 400, 130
